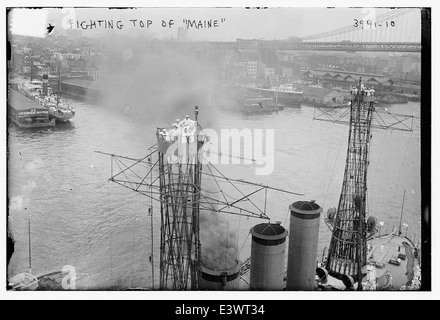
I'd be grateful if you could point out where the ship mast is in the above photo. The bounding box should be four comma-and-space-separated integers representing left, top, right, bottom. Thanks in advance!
313, 77, 415, 290
325, 79, 374, 289
398, 189, 406, 236
28, 220, 32, 274
97, 105, 303, 290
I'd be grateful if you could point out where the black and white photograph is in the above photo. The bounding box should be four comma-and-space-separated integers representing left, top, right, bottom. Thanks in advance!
3, 1, 434, 302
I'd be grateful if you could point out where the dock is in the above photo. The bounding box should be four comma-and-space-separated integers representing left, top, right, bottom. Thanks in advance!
8, 89, 55, 128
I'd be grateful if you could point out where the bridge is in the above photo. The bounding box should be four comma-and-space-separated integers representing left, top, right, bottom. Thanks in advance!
188, 8, 423, 53
206, 40, 421, 52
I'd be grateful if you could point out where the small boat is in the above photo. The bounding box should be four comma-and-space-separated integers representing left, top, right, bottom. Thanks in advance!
8, 220, 70, 291
36, 270, 70, 290
8, 220, 39, 291
238, 97, 284, 114
8, 272, 39, 291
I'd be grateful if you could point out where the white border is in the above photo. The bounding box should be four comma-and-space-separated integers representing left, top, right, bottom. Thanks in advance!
1, 0, 438, 301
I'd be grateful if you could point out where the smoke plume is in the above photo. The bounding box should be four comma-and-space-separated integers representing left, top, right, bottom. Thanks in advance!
200, 211, 238, 270
95, 39, 233, 130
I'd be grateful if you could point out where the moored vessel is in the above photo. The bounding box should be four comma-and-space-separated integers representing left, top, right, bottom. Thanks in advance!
240, 83, 303, 106
18, 74, 75, 123
237, 97, 284, 113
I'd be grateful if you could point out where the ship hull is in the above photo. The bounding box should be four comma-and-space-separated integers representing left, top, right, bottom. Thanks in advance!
49, 112, 75, 123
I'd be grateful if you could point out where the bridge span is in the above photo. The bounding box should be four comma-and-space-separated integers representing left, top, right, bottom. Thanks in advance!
203, 40, 421, 53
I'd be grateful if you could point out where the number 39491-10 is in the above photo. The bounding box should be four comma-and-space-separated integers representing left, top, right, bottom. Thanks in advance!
354, 19, 395, 28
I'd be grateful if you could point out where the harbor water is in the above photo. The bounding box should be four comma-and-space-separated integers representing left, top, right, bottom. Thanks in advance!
7, 98, 422, 290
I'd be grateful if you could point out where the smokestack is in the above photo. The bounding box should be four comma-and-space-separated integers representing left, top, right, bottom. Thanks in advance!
249, 222, 288, 290
286, 200, 322, 291
42, 74, 48, 96
199, 260, 241, 290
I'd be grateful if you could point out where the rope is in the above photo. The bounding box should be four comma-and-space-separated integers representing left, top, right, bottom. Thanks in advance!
226, 212, 231, 268
107, 181, 114, 288
130, 203, 137, 288
237, 216, 241, 257
239, 231, 250, 255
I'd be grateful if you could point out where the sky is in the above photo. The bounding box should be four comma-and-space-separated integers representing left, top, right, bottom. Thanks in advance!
8, 5, 423, 42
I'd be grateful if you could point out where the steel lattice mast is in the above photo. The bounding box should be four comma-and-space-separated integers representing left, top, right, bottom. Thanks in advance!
313, 78, 415, 289
157, 107, 204, 290
97, 107, 305, 290
325, 82, 374, 286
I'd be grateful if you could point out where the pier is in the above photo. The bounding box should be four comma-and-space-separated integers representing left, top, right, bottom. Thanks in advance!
8, 89, 55, 128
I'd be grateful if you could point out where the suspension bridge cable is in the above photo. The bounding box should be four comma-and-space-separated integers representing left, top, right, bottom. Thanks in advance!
299, 8, 418, 41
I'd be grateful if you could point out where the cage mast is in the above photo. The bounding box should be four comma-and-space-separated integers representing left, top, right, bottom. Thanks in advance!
325, 81, 374, 286
313, 78, 415, 289
157, 106, 204, 290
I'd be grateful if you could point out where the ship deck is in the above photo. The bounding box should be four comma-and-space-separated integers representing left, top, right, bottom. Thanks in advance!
316, 232, 421, 291
367, 233, 421, 290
